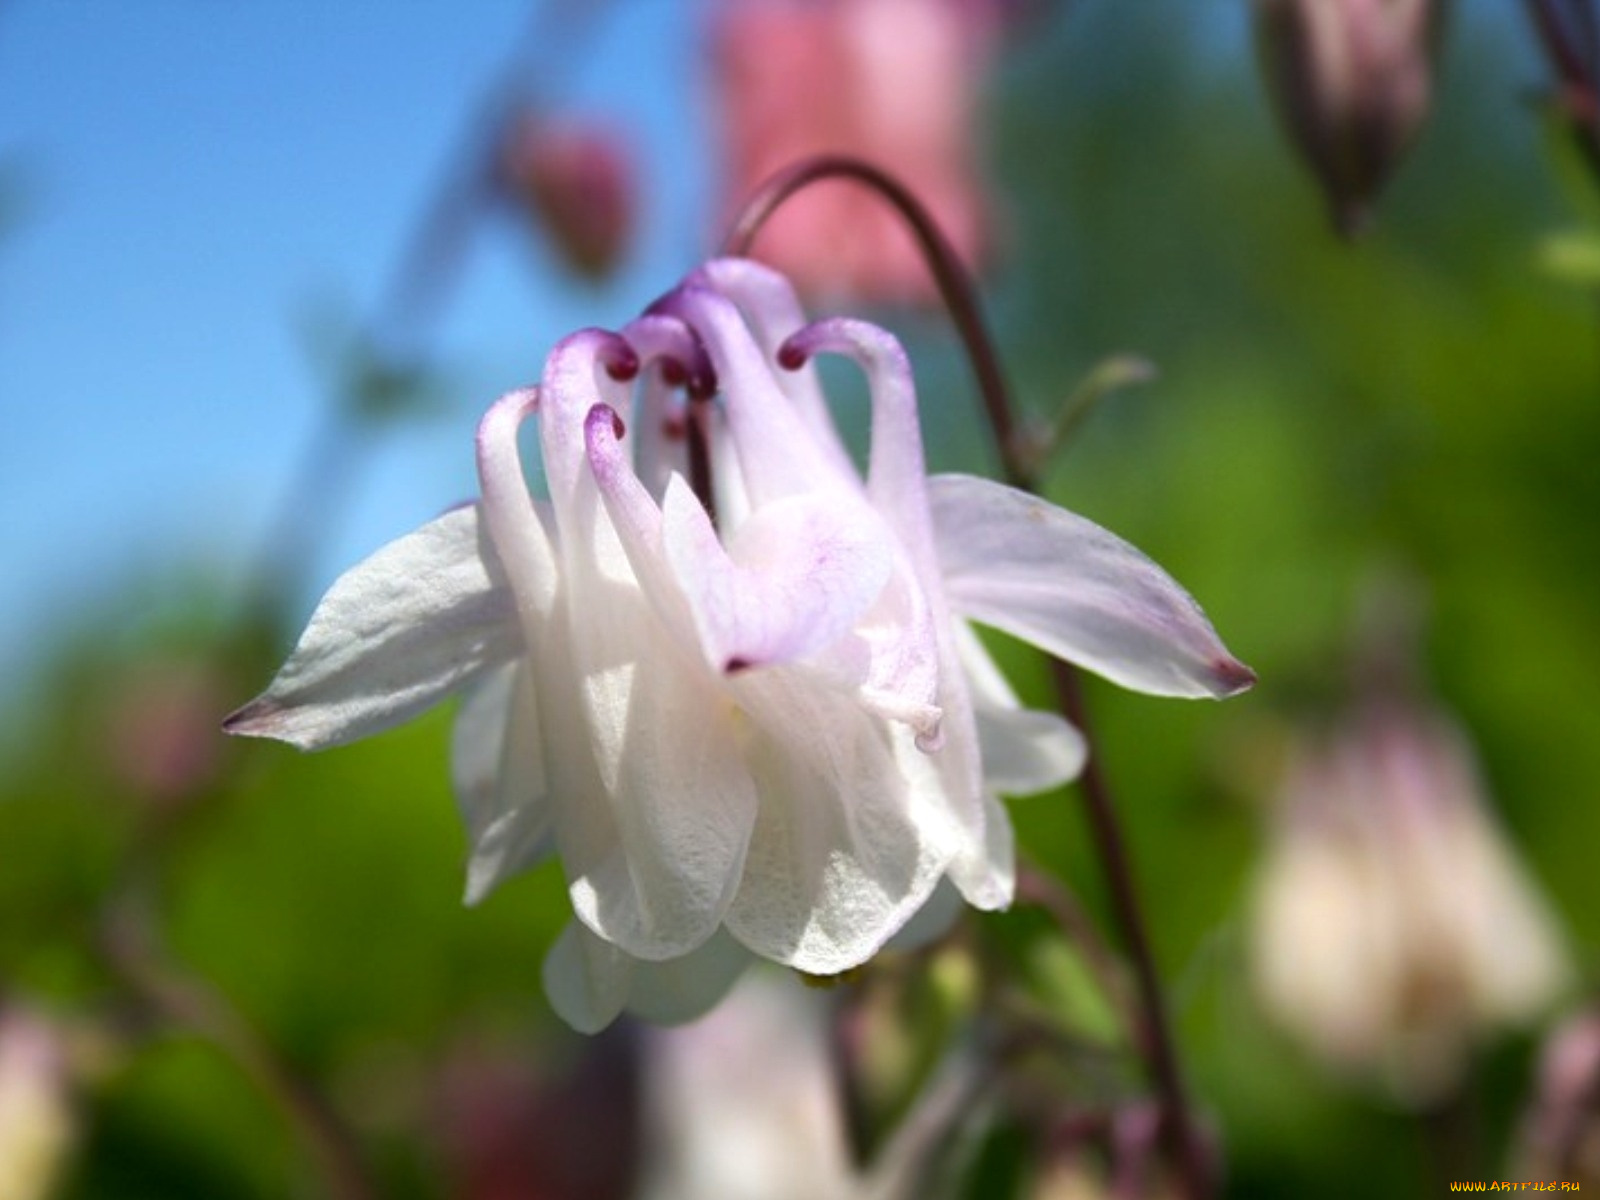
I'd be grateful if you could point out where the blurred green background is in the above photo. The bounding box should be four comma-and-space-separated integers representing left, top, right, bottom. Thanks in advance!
3, 1, 1596, 1196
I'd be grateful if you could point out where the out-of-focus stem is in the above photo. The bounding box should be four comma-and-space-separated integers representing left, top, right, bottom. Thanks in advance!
101, 905, 378, 1200
724, 154, 1214, 1199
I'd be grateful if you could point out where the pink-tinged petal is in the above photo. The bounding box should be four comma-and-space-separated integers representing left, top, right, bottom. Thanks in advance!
780, 318, 928, 532
666, 286, 856, 506
531, 337, 755, 959
722, 671, 955, 975
542, 919, 631, 1035
783, 319, 1004, 901
690, 258, 856, 477
451, 661, 553, 905
930, 474, 1257, 699
778, 319, 948, 734
626, 930, 751, 1026
537, 329, 639, 545
657, 472, 895, 675
223, 504, 520, 750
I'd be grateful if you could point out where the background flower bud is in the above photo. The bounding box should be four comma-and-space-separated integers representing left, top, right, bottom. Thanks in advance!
1253, 0, 1448, 235
498, 114, 635, 280
1514, 1007, 1600, 1189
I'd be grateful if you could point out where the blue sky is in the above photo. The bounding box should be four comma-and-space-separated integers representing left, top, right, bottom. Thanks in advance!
0, 2, 710, 689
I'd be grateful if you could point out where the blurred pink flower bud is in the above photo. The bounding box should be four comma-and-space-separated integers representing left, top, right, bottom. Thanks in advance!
102, 659, 231, 809
0, 1006, 75, 1200
499, 114, 634, 280
713, 0, 1000, 304
1250, 700, 1570, 1104
1524, 0, 1600, 180
1515, 1007, 1600, 1188
1253, 0, 1447, 235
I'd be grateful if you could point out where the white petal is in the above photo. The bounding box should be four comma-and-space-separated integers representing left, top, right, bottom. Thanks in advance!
886, 879, 966, 951
569, 649, 758, 961
943, 789, 1016, 912
450, 661, 552, 904
723, 672, 953, 975
625, 929, 751, 1026
474, 388, 560, 624
973, 708, 1085, 796
223, 504, 520, 750
543, 399, 759, 962
542, 919, 631, 1035
930, 474, 1256, 699
955, 621, 1087, 796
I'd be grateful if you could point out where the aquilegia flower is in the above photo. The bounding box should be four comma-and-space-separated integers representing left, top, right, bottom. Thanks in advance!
226, 258, 1252, 1031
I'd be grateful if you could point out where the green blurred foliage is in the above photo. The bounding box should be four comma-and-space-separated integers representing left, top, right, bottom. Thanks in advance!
5, 1, 1600, 1196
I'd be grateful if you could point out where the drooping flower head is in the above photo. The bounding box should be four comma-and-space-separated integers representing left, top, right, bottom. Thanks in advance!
226, 259, 1252, 1031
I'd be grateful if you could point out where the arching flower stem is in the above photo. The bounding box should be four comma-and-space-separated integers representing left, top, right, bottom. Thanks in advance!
723, 154, 1215, 1200
721, 155, 1025, 489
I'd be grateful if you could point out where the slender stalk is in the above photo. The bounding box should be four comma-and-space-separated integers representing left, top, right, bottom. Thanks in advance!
721, 156, 1025, 488
101, 903, 378, 1200
725, 154, 1213, 1198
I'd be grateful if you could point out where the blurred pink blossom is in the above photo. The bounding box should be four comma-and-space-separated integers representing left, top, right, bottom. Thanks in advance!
713, 0, 1002, 304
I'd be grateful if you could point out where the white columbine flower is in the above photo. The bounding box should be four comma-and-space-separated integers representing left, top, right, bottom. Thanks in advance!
226, 259, 1252, 1031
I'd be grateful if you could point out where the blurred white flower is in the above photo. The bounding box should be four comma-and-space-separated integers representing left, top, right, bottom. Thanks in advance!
228, 258, 1251, 1031
639, 970, 983, 1200
1250, 701, 1570, 1102
637, 973, 858, 1200
0, 1006, 74, 1200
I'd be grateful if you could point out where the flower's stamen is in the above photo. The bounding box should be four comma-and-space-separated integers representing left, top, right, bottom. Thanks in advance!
724, 154, 1216, 1199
